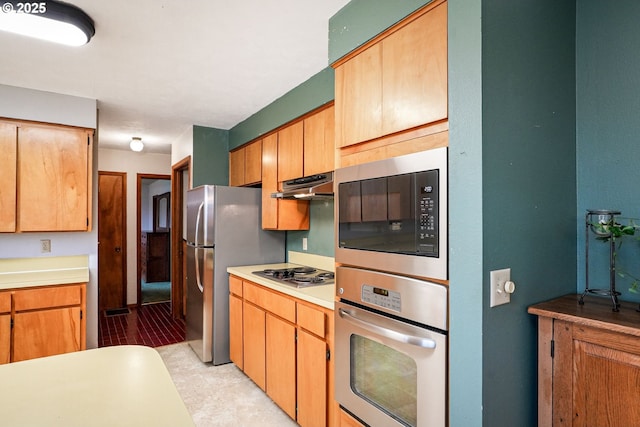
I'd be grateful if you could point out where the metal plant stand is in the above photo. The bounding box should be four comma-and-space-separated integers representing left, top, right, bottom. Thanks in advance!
580, 209, 621, 311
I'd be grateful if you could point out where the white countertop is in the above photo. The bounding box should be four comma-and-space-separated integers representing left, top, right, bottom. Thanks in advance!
0, 345, 194, 426
227, 252, 335, 310
0, 255, 89, 290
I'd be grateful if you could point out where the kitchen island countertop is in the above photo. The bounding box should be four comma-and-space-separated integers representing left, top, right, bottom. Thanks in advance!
0, 345, 194, 426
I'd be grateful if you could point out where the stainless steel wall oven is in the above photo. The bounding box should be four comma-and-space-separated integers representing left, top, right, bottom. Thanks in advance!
334, 148, 449, 426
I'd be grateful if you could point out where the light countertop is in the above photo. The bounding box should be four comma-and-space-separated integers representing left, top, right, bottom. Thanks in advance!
0, 345, 194, 426
227, 251, 335, 310
0, 255, 89, 290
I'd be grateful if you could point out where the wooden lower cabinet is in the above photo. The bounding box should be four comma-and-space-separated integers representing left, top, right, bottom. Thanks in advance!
529, 295, 640, 427
229, 275, 335, 426
339, 409, 366, 427
0, 283, 86, 364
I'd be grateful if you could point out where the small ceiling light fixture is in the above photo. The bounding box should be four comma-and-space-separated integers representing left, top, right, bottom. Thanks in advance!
0, 0, 95, 46
130, 137, 144, 152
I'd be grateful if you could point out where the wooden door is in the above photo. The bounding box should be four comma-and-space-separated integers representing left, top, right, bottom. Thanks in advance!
297, 329, 327, 427
98, 172, 127, 312
243, 301, 266, 390
244, 139, 262, 185
18, 124, 91, 231
229, 292, 243, 369
0, 122, 17, 232
261, 133, 279, 229
229, 147, 245, 186
0, 291, 10, 365
266, 313, 296, 420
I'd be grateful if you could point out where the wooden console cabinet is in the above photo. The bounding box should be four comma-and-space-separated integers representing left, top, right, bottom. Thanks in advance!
528, 294, 640, 427
141, 231, 170, 283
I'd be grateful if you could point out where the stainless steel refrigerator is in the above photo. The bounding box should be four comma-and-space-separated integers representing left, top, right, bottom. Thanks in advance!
185, 185, 285, 364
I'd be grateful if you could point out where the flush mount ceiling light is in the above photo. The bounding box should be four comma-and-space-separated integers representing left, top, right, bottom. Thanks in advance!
0, 1, 95, 46
130, 137, 144, 152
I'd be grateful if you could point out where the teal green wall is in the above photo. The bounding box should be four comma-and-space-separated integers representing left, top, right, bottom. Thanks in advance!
576, 0, 640, 304
479, 1, 576, 426
287, 200, 335, 257
192, 125, 229, 187
228, 68, 335, 149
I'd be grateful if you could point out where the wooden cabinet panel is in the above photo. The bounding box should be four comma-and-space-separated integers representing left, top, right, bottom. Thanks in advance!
0, 314, 9, 365
297, 329, 327, 427
0, 122, 17, 232
266, 313, 297, 419
339, 409, 366, 427
229, 293, 243, 369
244, 139, 262, 185
304, 105, 335, 176
18, 124, 91, 231
381, 2, 447, 136
243, 300, 266, 391
244, 281, 295, 323
229, 275, 243, 297
229, 148, 245, 187
297, 302, 325, 338
335, 43, 383, 148
0, 291, 10, 313
13, 285, 82, 311
278, 121, 304, 183
13, 306, 82, 362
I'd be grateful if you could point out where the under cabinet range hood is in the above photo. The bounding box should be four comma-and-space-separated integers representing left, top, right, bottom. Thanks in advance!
271, 172, 334, 199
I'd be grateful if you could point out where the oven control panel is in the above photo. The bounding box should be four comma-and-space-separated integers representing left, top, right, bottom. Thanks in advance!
362, 285, 401, 312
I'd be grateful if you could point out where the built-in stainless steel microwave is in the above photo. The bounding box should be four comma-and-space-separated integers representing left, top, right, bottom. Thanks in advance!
335, 147, 447, 281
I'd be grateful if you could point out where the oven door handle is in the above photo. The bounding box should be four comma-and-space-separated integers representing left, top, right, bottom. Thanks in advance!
338, 308, 437, 349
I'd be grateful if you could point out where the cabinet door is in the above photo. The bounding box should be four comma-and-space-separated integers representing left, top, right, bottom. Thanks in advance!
229, 147, 245, 186
0, 122, 17, 232
278, 121, 304, 182
243, 301, 266, 390
229, 293, 243, 369
266, 313, 296, 420
18, 125, 91, 231
244, 139, 262, 185
297, 329, 327, 427
304, 105, 335, 176
0, 314, 9, 365
335, 44, 382, 148
381, 3, 448, 136
12, 307, 82, 362
573, 332, 640, 427
261, 133, 279, 229
339, 408, 366, 427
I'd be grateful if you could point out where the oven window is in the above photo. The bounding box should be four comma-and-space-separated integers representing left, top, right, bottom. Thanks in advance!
350, 334, 417, 427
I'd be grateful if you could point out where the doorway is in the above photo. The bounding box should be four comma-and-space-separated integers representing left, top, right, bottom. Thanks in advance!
98, 171, 127, 313
137, 174, 171, 306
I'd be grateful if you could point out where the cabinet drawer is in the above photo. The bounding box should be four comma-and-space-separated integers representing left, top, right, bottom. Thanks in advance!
244, 282, 296, 323
229, 275, 243, 297
297, 302, 326, 338
13, 284, 83, 311
0, 292, 10, 314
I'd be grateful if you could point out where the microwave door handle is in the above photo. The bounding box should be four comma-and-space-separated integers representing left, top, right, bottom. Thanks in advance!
338, 308, 436, 349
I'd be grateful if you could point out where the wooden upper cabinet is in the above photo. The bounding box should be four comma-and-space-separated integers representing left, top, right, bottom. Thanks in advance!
277, 121, 304, 183
335, 44, 382, 148
304, 105, 335, 176
333, 0, 448, 149
229, 139, 262, 187
18, 124, 92, 232
0, 122, 17, 232
381, 2, 447, 136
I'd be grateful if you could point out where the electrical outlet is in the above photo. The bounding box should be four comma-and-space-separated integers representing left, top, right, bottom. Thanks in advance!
40, 239, 51, 253
490, 268, 511, 307
302, 237, 308, 251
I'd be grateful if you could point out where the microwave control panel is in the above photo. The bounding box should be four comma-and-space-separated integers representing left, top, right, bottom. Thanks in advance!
362, 284, 401, 312
416, 170, 439, 255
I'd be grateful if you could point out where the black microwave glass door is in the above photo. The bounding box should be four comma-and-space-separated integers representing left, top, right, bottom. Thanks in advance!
339, 170, 438, 256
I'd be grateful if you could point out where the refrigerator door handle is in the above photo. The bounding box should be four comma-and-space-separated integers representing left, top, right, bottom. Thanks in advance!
195, 201, 205, 247
195, 247, 204, 293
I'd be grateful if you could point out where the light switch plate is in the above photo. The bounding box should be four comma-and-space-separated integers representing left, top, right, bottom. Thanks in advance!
490, 268, 511, 307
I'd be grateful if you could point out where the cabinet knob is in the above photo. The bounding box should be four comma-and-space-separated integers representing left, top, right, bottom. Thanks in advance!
114, 247, 121, 253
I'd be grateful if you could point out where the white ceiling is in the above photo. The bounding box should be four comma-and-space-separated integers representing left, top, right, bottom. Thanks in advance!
0, 0, 350, 153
